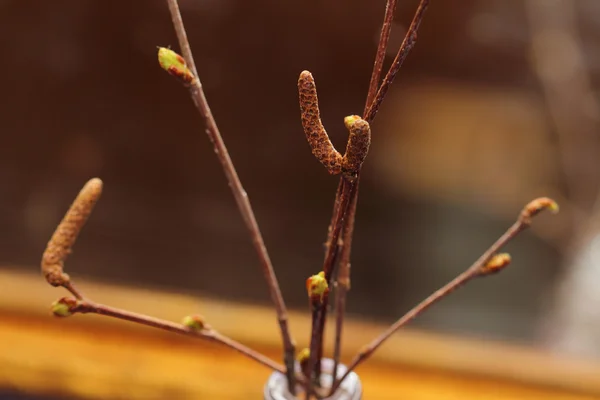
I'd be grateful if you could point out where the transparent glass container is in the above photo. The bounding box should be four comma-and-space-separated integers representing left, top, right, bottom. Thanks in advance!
264, 358, 362, 400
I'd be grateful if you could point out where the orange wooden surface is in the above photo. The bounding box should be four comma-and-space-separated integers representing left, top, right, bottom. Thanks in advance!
0, 270, 599, 399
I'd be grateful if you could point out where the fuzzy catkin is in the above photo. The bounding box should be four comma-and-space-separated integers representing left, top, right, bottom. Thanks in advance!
41, 178, 103, 286
298, 71, 343, 175
342, 115, 371, 178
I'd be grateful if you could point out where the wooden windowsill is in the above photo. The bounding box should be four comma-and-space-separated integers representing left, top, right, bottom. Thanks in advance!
0, 269, 599, 399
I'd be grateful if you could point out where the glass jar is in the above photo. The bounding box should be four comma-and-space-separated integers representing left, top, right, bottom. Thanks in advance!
263, 358, 362, 400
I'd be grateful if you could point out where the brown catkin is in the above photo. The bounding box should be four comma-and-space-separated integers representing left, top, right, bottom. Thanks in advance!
341, 115, 371, 178
41, 178, 103, 286
298, 71, 343, 175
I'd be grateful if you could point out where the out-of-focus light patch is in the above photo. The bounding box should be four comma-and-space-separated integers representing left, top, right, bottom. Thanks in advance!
58, 133, 104, 177
582, 92, 600, 121
585, 233, 600, 283
531, 31, 580, 84
579, 0, 600, 17
468, 12, 526, 47
23, 184, 63, 243
546, 231, 600, 357
372, 80, 556, 217
45, 38, 84, 77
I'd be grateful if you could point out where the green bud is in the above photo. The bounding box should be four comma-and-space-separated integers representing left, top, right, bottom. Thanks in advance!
157, 47, 195, 85
296, 347, 310, 363
306, 271, 329, 303
51, 297, 78, 317
182, 314, 206, 330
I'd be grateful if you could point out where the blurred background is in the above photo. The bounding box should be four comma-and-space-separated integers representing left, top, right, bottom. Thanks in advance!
1, 0, 600, 398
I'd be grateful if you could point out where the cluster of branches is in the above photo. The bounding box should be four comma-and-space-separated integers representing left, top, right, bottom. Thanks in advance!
40, 0, 559, 398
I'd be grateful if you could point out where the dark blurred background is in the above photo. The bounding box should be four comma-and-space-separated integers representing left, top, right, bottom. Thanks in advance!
1, 0, 600, 379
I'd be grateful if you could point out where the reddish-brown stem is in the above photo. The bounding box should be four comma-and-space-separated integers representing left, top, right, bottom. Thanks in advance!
330, 283, 347, 390
70, 299, 286, 373
307, 178, 356, 391
330, 198, 557, 392
309, 2, 431, 390
364, 0, 398, 114
323, 179, 355, 283
324, 1, 430, 391
63, 281, 85, 300
330, 181, 359, 393
365, 0, 430, 122
306, 179, 351, 396
305, 297, 325, 400
324, 181, 344, 256
164, 0, 296, 391
308, 180, 343, 388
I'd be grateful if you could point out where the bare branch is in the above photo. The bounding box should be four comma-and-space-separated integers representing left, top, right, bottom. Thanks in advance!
364, 0, 398, 114
331, 198, 559, 391
163, 0, 296, 389
53, 297, 287, 373
327, 0, 431, 390
330, 184, 359, 393
365, 0, 430, 123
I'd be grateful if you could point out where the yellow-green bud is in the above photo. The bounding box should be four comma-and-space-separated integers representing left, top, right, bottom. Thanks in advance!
182, 314, 206, 330
306, 271, 329, 303
481, 253, 512, 275
51, 297, 78, 317
157, 47, 195, 85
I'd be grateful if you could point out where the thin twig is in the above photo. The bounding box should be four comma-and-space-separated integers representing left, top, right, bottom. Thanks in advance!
164, 0, 296, 390
330, 198, 559, 392
364, 0, 398, 114
365, 0, 430, 122
322, 180, 356, 283
328, 0, 400, 372
306, 179, 352, 394
304, 273, 329, 400
307, 178, 355, 391
330, 181, 359, 393
64, 298, 286, 373
306, 296, 325, 400
310, 179, 342, 388
324, 181, 344, 256
326, 0, 431, 390
63, 281, 85, 300
42, 178, 295, 381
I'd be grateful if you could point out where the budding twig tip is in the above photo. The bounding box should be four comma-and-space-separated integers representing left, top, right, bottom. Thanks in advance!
521, 197, 559, 220
481, 253, 512, 276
